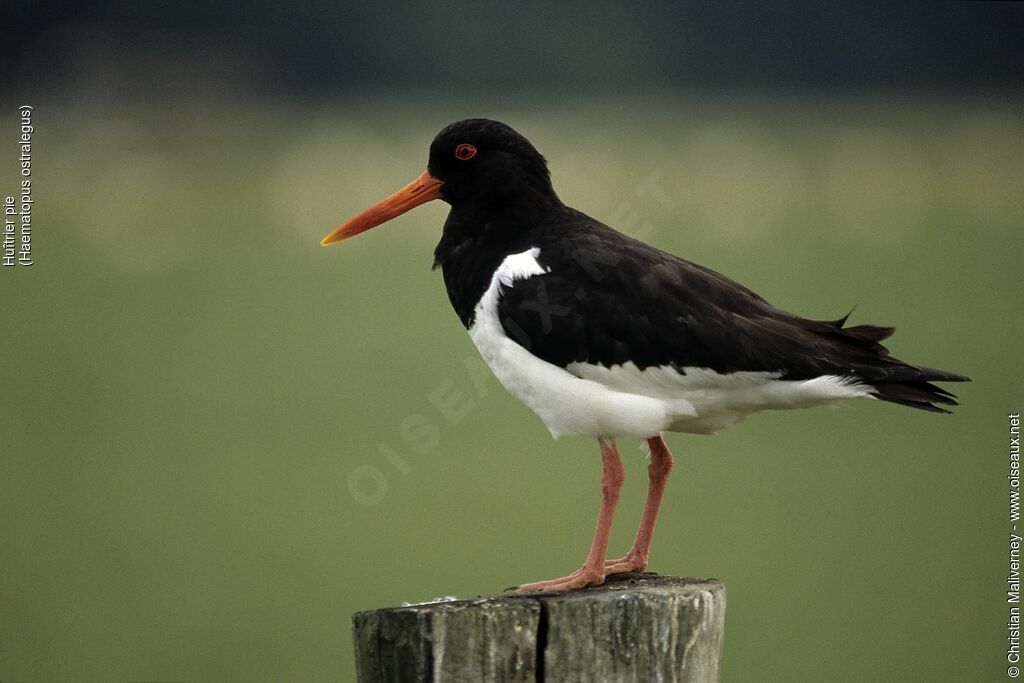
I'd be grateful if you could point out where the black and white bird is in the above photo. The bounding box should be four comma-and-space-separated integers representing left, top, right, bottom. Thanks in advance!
321, 119, 969, 592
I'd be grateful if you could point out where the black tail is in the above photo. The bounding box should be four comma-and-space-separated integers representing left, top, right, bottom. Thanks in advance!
816, 316, 970, 413
869, 373, 968, 414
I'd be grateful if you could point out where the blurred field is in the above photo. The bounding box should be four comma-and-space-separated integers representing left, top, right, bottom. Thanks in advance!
0, 95, 1021, 681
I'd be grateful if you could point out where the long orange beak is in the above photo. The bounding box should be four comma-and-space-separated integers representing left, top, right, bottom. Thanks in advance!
320, 170, 444, 246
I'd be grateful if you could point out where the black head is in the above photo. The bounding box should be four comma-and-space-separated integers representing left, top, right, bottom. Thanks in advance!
427, 119, 557, 207
320, 119, 558, 246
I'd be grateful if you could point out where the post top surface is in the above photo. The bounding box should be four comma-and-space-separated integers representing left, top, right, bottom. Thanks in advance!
354, 573, 724, 618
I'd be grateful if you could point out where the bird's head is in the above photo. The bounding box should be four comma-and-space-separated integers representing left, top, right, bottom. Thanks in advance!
321, 119, 555, 246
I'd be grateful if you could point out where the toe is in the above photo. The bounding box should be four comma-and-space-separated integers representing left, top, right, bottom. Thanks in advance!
516, 566, 605, 592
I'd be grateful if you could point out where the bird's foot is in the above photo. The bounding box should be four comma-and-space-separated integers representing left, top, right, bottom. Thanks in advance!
603, 552, 648, 576
515, 565, 605, 592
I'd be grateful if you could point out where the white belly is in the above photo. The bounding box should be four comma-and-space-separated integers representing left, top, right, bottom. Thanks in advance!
468, 248, 873, 439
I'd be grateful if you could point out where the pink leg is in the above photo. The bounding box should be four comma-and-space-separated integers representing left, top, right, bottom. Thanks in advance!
605, 434, 674, 575
517, 437, 624, 592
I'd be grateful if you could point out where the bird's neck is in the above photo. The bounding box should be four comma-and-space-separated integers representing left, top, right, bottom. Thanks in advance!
433, 198, 564, 329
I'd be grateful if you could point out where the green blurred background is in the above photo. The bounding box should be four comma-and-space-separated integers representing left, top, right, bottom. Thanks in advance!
1, 3, 1022, 681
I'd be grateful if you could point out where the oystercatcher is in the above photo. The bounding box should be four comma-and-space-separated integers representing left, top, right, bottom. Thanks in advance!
321, 119, 969, 592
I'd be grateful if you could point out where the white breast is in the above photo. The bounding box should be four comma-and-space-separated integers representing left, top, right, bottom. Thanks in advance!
467, 248, 873, 439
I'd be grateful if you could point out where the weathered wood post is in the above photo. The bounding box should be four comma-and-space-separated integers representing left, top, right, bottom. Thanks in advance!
352, 573, 725, 682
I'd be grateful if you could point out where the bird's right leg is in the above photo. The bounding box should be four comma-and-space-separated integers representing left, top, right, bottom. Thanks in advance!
604, 434, 674, 575
516, 437, 624, 592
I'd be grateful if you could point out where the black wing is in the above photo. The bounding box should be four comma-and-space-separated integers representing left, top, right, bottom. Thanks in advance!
497, 216, 968, 412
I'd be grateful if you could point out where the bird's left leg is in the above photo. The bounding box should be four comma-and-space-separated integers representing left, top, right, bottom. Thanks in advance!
604, 434, 674, 575
516, 437, 624, 592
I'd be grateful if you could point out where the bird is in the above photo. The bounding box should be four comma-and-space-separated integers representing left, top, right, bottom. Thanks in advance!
320, 118, 969, 592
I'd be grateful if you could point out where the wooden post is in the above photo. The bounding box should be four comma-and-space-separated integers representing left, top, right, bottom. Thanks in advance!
352, 573, 725, 682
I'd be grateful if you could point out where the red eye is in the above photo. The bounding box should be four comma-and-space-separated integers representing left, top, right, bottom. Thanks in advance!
454, 143, 477, 160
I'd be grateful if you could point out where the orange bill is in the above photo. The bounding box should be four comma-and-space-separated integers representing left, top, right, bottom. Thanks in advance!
320, 170, 444, 246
